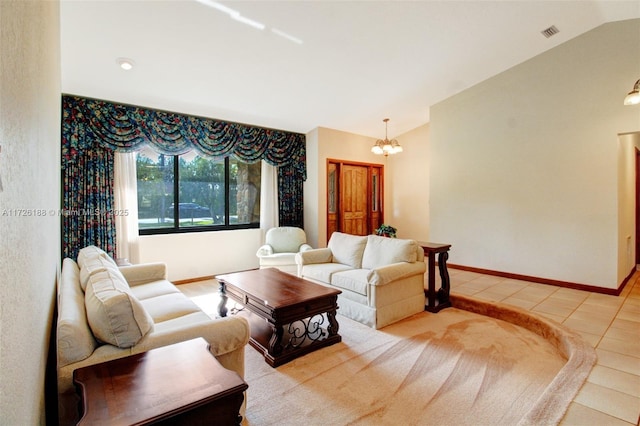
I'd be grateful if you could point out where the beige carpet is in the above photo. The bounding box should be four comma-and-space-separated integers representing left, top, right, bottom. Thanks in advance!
181, 282, 595, 425
239, 298, 595, 426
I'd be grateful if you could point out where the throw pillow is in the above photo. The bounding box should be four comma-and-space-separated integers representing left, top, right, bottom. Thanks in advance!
79, 252, 121, 292
77, 245, 109, 268
85, 268, 153, 348
362, 235, 417, 269
328, 232, 368, 269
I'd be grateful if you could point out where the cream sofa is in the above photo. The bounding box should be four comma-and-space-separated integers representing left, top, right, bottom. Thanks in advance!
57, 246, 250, 422
296, 232, 426, 329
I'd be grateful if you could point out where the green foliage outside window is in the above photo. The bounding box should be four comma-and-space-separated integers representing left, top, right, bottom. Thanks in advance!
136, 150, 260, 233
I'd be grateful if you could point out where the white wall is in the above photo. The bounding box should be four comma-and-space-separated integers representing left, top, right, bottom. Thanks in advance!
138, 229, 263, 281
0, 1, 61, 423
430, 19, 640, 289
388, 123, 430, 241
618, 132, 640, 281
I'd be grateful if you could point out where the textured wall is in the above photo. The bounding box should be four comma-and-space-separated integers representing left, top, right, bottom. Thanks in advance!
0, 1, 61, 424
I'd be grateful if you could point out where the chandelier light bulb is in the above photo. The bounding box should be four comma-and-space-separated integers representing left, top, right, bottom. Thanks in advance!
372, 118, 403, 156
623, 79, 640, 106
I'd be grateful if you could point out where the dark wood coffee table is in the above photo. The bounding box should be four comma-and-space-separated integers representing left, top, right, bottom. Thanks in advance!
216, 268, 341, 367
73, 338, 247, 426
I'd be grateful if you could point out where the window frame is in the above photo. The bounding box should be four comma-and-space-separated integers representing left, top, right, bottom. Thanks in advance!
138, 155, 260, 236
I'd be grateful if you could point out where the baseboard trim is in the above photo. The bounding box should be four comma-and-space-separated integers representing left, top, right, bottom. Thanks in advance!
447, 263, 634, 296
173, 268, 260, 285
175, 266, 636, 296
173, 275, 216, 285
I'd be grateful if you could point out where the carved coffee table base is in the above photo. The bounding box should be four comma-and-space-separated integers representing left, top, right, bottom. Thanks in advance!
247, 310, 341, 367
216, 268, 342, 367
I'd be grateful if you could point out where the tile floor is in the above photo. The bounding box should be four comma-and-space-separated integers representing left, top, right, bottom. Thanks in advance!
447, 268, 640, 425
181, 269, 640, 425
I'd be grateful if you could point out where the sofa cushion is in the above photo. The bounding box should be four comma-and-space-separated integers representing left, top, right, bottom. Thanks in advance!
328, 232, 368, 269
258, 253, 297, 267
331, 269, 370, 296
362, 235, 419, 269
85, 268, 154, 348
139, 293, 203, 323
129, 280, 181, 301
301, 263, 352, 284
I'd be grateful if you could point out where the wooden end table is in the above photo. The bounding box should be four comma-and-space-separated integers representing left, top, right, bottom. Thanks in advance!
216, 268, 342, 367
73, 338, 248, 426
417, 241, 452, 313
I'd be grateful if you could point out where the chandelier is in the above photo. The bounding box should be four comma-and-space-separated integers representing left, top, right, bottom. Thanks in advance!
371, 118, 403, 156
623, 79, 640, 106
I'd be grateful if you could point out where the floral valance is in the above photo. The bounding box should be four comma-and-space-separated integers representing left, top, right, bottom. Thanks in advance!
62, 95, 306, 179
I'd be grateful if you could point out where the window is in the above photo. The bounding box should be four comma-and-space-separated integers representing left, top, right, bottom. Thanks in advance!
136, 147, 261, 234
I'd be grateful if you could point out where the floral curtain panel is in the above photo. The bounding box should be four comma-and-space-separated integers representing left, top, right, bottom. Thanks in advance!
62, 144, 116, 259
62, 95, 306, 259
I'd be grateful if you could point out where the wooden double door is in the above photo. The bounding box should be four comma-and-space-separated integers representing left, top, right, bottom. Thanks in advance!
327, 159, 383, 240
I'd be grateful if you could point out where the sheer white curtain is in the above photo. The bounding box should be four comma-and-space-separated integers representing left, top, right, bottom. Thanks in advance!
114, 152, 140, 264
260, 160, 279, 232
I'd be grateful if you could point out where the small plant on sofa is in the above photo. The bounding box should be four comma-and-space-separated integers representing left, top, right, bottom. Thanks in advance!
375, 224, 397, 238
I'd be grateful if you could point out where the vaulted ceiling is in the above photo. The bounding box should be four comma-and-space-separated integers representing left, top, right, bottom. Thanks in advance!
60, 1, 640, 138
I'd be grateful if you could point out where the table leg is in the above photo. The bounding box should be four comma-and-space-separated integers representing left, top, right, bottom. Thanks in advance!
437, 251, 451, 305
217, 281, 228, 318
427, 253, 437, 311
326, 309, 339, 337
268, 325, 284, 357
422, 244, 452, 313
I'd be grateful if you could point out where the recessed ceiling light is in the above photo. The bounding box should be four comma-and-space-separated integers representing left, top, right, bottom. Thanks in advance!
116, 57, 135, 71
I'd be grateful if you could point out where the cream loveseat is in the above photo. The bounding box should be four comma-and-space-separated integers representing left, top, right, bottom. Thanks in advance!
296, 232, 426, 329
57, 246, 250, 422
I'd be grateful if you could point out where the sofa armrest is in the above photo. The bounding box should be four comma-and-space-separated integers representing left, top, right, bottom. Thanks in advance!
299, 243, 313, 252
296, 248, 333, 265
138, 315, 250, 359
57, 315, 251, 396
256, 244, 274, 258
119, 263, 168, 287
367, 261, 427, 286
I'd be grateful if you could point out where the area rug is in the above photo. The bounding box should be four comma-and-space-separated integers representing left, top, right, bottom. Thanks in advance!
181, 281, 595, 426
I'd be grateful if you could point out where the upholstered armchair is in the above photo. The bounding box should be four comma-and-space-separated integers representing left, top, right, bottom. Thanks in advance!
256, 227, 312, 274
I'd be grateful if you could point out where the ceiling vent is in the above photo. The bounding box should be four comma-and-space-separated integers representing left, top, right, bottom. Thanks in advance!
541, 25, 559, 38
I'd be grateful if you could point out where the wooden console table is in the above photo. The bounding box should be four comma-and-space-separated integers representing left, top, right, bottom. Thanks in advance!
73, 338, 247, 425
417, 242, 452, 313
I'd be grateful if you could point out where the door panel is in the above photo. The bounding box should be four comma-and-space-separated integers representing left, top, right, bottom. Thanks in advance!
342, 165, 368, 235
370, 168, 381, 233
327, 163, 338, 238
327, 160, 383, 241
